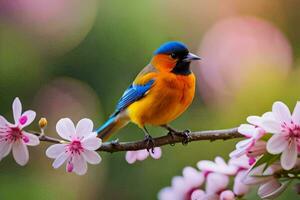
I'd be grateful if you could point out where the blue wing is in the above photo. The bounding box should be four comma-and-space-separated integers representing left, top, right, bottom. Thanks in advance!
113, 79, 155, 114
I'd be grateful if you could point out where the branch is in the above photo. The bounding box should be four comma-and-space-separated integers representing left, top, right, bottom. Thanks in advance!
33, 127, 243, 153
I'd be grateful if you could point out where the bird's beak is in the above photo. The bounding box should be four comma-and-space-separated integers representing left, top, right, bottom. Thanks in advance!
183, 53, 201, 62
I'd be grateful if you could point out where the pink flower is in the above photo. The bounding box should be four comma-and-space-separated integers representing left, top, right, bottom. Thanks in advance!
191, 173, 235, 199
46, 118, 102, 175
205, 172, 229, 194
0, 97, 39, 166
233, 170, 250, 196
262, 101, 300, 170
191, 190, 219, 200
191, 189, 206, 200
158, 167, 204, 200
243, 164, 287, 199
125, 147, 162, 164
219, 190, 235, 200
197, 156, 237, 175
257, 179, 289, 199
230, 113, 272, 159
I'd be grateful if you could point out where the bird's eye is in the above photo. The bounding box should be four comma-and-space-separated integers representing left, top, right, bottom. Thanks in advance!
170, 53, 177, 59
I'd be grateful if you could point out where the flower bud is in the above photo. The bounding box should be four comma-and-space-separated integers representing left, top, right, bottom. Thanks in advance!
39, 117, 48, 129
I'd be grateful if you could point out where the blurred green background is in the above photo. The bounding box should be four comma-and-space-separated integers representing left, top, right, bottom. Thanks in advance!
0, 0, 299, 199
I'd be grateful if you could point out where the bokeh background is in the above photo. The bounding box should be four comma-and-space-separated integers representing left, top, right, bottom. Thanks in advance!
0, 0, 299, 199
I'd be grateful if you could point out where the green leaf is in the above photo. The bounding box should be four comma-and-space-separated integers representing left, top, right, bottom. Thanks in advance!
251, 152, 280, 171
260, 133, 272, 141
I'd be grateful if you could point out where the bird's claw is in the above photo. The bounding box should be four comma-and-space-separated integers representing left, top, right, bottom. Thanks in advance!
144, 134, 155, 153
181, 130, 192, 145
111, 138, 120, 146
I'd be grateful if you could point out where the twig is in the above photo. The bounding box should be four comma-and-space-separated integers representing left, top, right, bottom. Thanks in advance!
32, 127, 243, 153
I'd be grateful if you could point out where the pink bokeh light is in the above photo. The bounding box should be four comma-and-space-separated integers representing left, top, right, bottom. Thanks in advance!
196, 16, 293, 107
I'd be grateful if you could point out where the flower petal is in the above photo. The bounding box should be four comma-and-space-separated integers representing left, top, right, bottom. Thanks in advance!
243, 164, 274, 185
75, 118, 94, 138
247, 141, 267, 157
280, 139, 297, 170
158, 187, 177, 200
247, 116, 262, 126
136, 149, 149, 161
191, 190, 206, 200
229, 155, 250, 169
229, 147, 246, 158
46, 144, 66, 159
258, 179, 281, 199
125, 151, 137, 164
12, 97, 22, 125
233, 171, 250, 196
206, 173, 229, 194
82, 150, 101, 164
262, 112, 275, 120
258, 180, 289, 199
0, 115, 8, 127
56, 118, 76, 141
150, 147, 162, 159
20, 110, 36, 128
292, 101, 300, 124
238, 124, 256, 137
52, 152, 69, 168
266, 134, 288, 154
12, 140, 29, 166
82, 137, 102, 150
23, 132, 40, 146
171, 176, 186, 194
197, 158, 237, 175
0, 141, 12, 159
235, 138, 252, 149
73, 154, 88, 175
261, 119, 281, 134
220, 190, 235, 200
183, 166, 204, 186
272, 101, 291, 123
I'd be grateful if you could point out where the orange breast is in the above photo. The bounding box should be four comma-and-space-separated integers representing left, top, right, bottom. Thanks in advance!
127, 72, 195, 127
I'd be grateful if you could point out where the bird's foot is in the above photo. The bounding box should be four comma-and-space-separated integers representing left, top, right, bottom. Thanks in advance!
180, 129, 192, 145
111, 138, 119, 146
167, 129, 191, 145
144, 134, 155, 153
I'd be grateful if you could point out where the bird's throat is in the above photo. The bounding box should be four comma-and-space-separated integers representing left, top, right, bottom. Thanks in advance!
171, 61, 191, 75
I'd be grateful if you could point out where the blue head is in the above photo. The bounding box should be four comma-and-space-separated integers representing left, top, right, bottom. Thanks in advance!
152, 41, 201, 75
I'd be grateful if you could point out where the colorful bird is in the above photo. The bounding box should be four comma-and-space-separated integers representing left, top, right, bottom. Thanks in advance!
96, 41, 200, 148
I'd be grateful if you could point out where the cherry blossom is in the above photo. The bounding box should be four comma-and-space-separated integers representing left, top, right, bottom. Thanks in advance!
229, 113, 273, 159
158, 166, 204, 200
46, 118, 102, 175
243, 163, 288, 199
261, 101, 300, 170
205, 172, 229, 195
125, 147, 162, 164
197, 156, 237, 175
0, 97, 39, 166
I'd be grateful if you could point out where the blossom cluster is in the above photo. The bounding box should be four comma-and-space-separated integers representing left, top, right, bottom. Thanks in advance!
0, 97, 161, 175
0, 97, 299, 199
0, 97, 102, 175
159, 101, 300, 199
231, 101, 300, 171
158, 156, 251, 200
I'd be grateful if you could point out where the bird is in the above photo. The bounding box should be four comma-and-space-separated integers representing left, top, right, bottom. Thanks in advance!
96, 41, 201, 148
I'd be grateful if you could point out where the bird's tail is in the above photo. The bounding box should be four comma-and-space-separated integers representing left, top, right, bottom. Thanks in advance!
96, 113, 129, 142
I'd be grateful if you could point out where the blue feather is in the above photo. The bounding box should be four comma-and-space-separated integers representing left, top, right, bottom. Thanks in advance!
154, 41, 188, 55
115, 79, 155, 113
96, 79, 154, 135
96, 115, 116, 133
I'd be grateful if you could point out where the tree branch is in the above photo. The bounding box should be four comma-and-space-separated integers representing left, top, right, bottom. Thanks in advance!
33, 127, 243, 153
